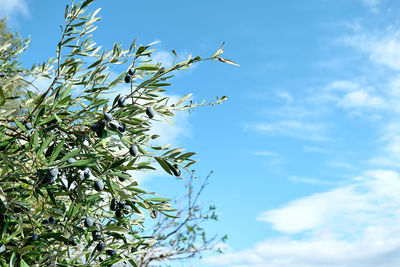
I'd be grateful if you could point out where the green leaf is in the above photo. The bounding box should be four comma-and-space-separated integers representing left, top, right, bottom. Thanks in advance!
58, 148, 81, 164
135, 64, 159, 71
38, 135, 56, 155
13, 119, 26, 132
215, 57, 240, 66
105, 225, 128, 234
50, 140, 65, 162
162, 148, 185, 157
155, 157, 172, 175
146, 198, 170, 202
212, 41, 225, 58
9, 252, 16, 267
81, 0, 95, 9
0, 87, 5, 106
175, 93, 192, 106
32, 131, 39, 150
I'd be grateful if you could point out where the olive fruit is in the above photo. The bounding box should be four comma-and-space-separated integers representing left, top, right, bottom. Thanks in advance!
106, 249, 116, 257
25, 122, 32, 130
84, 217, 94, 227
129, 145, 139, 156
110, 199, 117, 211
93, 234, 101, 241
42, 219, 49, 224
109, 121, 119, 131
92, 122, 105, 138
29, 233, 38, 241
84, 169, 91, 179
67, 239, 77, 246
118, 123, 126, 133
104, 113, 113, 122
128, 68, 135, 76
146, 107, 155, 119
115, 209, 122, 218
48, 216, 55, 224
118, 201, 126, 209
94, 180, 104, 191
118, 96, 127, 107
91, 123, 99, 132
97, 242, 105, 251
124, 75, 131, 83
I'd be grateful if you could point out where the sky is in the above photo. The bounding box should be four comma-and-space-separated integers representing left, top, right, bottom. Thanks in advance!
4, 0, 400, 266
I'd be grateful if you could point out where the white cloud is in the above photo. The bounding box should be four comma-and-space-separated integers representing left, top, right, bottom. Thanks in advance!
290, 176, 342, 186
206, 170, 400, 267
361, 0, 381, 13
246, 120, 328, 141
0, 0, 28, 17
250, 151, 279, 157
339, 89, 384, 109
321, 80, 385, 110
344, 31, 400, 70
275, 91, 293, 104
151, 50, 175, 68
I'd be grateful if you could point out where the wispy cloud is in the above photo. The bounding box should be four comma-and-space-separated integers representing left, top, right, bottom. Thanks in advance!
290, 176, 342, 186
0, 0, 28, 18
246, 120, 329, 141
206, 170, 400, 266
361, 0, 381, 13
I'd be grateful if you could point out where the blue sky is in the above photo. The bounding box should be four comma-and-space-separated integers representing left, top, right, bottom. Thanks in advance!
4, 0, 400, 266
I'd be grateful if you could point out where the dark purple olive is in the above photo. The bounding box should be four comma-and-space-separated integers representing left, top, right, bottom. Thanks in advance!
91, 123, 99, 132
93, 121, 105, 138
84, 169, 91, 179
117, 123, 126, 133
118, 96, 127, 107
106, 249, 116, 257
129, 145, 139, 157
118, 201, 125, 209
29, 233, 38, 241
25, 122, 32, 130
118, 176, 126, 182
128, 68, 135, 76
68, 239, 77, 246
84, 217, 93, 227
146, 107, 155, 119
115, 209, 122, 218
94, 180, 104, 191
42, 219, 49, 224
97, 242, 105, 251
104, 113, 113, 122
48, 216, 55, 224
124, 75, 131, 83
110, 199, 117, 211
93, 233, 101, 241
109, 121, 119, 131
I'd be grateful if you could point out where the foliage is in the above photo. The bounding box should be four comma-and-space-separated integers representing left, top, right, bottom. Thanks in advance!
0, 17, 27, 111
0, 0, 236, 266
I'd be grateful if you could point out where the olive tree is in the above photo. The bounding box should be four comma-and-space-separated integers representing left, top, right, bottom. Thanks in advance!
0, 0, 237, 266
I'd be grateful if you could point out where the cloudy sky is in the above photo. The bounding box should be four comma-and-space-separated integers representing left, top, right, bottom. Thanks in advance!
5, 0, 400, 266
